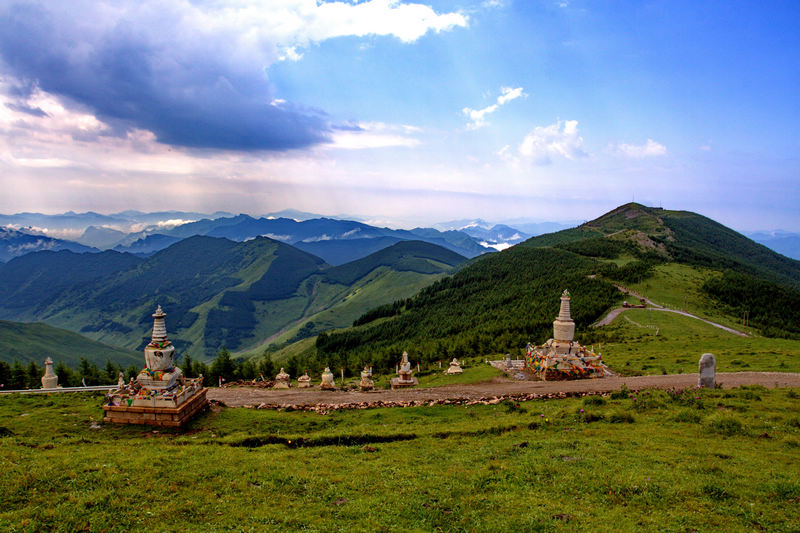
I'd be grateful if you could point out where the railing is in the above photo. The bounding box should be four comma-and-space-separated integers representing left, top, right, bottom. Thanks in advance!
0, 385, 117, 395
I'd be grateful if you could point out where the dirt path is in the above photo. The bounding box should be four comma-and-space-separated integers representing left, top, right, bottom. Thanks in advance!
208, 372, 800, 408
594, 284, 748, 336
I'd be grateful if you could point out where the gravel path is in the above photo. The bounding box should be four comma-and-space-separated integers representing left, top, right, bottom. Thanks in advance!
208, 372, 800, 408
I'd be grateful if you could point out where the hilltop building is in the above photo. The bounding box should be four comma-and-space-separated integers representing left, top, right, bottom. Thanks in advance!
525, 290, 608, 380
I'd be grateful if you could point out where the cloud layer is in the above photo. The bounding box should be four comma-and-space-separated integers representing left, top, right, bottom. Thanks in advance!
0, 0, 466, 152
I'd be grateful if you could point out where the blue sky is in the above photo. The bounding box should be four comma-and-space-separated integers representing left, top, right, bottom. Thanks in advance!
0, 0, 797, 230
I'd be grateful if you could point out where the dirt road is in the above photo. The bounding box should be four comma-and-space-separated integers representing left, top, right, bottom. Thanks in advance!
593, 284, 748, 336
208, 372, 800, 408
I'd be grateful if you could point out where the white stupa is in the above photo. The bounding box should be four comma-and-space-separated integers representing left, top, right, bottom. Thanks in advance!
525, 290, 608, 380
137, 305, 183, 389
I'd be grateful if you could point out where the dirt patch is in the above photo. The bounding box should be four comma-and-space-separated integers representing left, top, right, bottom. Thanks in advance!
207, 372, 800, 411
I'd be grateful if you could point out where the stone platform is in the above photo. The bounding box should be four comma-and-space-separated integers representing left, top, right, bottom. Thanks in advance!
103, 388, 208, 428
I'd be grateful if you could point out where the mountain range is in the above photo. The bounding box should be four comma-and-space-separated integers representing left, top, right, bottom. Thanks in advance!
0, 237, 465, 361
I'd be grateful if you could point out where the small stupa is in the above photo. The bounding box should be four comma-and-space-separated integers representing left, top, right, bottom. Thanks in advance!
525, 290, 608, 380
103, 305, 207, 427
445, 358, 463, 375
391, 351, 418, 389
41, 357, 58, 389
274, 368, 291, 389
297, 371, 312, 388
137, 305, 182, 389
320, 367, 336, 390
359, 366, 374, 391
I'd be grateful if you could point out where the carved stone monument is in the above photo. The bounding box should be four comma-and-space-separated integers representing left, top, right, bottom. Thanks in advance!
320, 367, 336, 390
525, 290, 609, 380
391, 351, 418, 389
297, 371, 312, 388
41, 357, 58, 389
274, 368, 291, 389
698, 353, 716, 388
445, 358, 463, 375
359, 366, 374, 391
103, 305, 207, 427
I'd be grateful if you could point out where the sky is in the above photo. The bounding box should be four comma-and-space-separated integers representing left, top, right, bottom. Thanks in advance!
0, 0, 798, 231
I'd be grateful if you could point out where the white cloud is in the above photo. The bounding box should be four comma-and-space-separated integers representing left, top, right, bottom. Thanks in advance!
615, 139, 667, 158
327, 122, 421, 150
518, 120, 586, 164
463, 86, 525, 129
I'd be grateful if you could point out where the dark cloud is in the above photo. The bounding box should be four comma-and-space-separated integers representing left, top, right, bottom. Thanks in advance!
0, 2, 331, 151
5, 102, 48, 117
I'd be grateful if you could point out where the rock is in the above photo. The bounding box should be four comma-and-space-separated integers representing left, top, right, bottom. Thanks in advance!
698, 353, 716, 388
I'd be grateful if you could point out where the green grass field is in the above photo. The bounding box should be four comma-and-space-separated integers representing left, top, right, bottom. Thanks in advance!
2, 386, 799, 532
589, 308, 800, 376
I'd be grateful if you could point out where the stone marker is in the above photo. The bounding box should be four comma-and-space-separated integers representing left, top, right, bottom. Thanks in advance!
297, 371, 312, 388
698, 353, 716, 388
359, 366, 374, 391
274, 368, 291, 389
320, 367, 336, 390
445, 358, 463, 375
41, 357, 58, 389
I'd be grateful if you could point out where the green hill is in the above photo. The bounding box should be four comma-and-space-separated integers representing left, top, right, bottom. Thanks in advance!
310, 203, 800, 375
525, 203, 800, 288
0, 238, 465, 360
0, 320, 140, 368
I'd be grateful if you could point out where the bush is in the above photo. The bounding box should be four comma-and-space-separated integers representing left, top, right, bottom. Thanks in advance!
583, 395, 606, 406
706, 415, 744, 436
608, 411, 635, 424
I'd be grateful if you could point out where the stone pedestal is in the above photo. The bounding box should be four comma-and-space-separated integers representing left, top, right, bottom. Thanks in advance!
274, 368, 291, 389
359, 366, 374, 391
445, 358, 463, 375
698, 353, 716, 388
297, 371, 312, 388
391, 351, 418, 389
320, 367, 336, 390
41, 357, 58, 389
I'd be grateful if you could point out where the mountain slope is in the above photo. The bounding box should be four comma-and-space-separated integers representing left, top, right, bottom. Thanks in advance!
0, 227, 97, 262
523, 203, 800, 288
0, 320, 140, 368
0, 237, 465, 360
311, 203, 800, 374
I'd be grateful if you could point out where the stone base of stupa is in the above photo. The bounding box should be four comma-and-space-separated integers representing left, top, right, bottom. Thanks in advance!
526, 340, 610, 381
360, 378, 374, 391
390, 376, 418, 389
103, 378, 207, 428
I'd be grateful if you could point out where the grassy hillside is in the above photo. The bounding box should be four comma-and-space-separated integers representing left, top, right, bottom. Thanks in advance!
308, 203, 800, 378
0, 238, 465, 361
525, 203, 800, 288
0, 320, 139, 368
312, 245, 619, 374
2, 388, 799, 531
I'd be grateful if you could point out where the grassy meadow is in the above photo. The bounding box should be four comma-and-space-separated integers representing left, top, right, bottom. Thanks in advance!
589, 309, 800, 376
2, 386, 799, 532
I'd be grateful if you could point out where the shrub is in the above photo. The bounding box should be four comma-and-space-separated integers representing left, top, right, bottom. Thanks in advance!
671, 409, 702, 423
610, 385, 630, 400
583, 395, 606, 406
706, 415, 744, 436
608, 411, 635, 424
